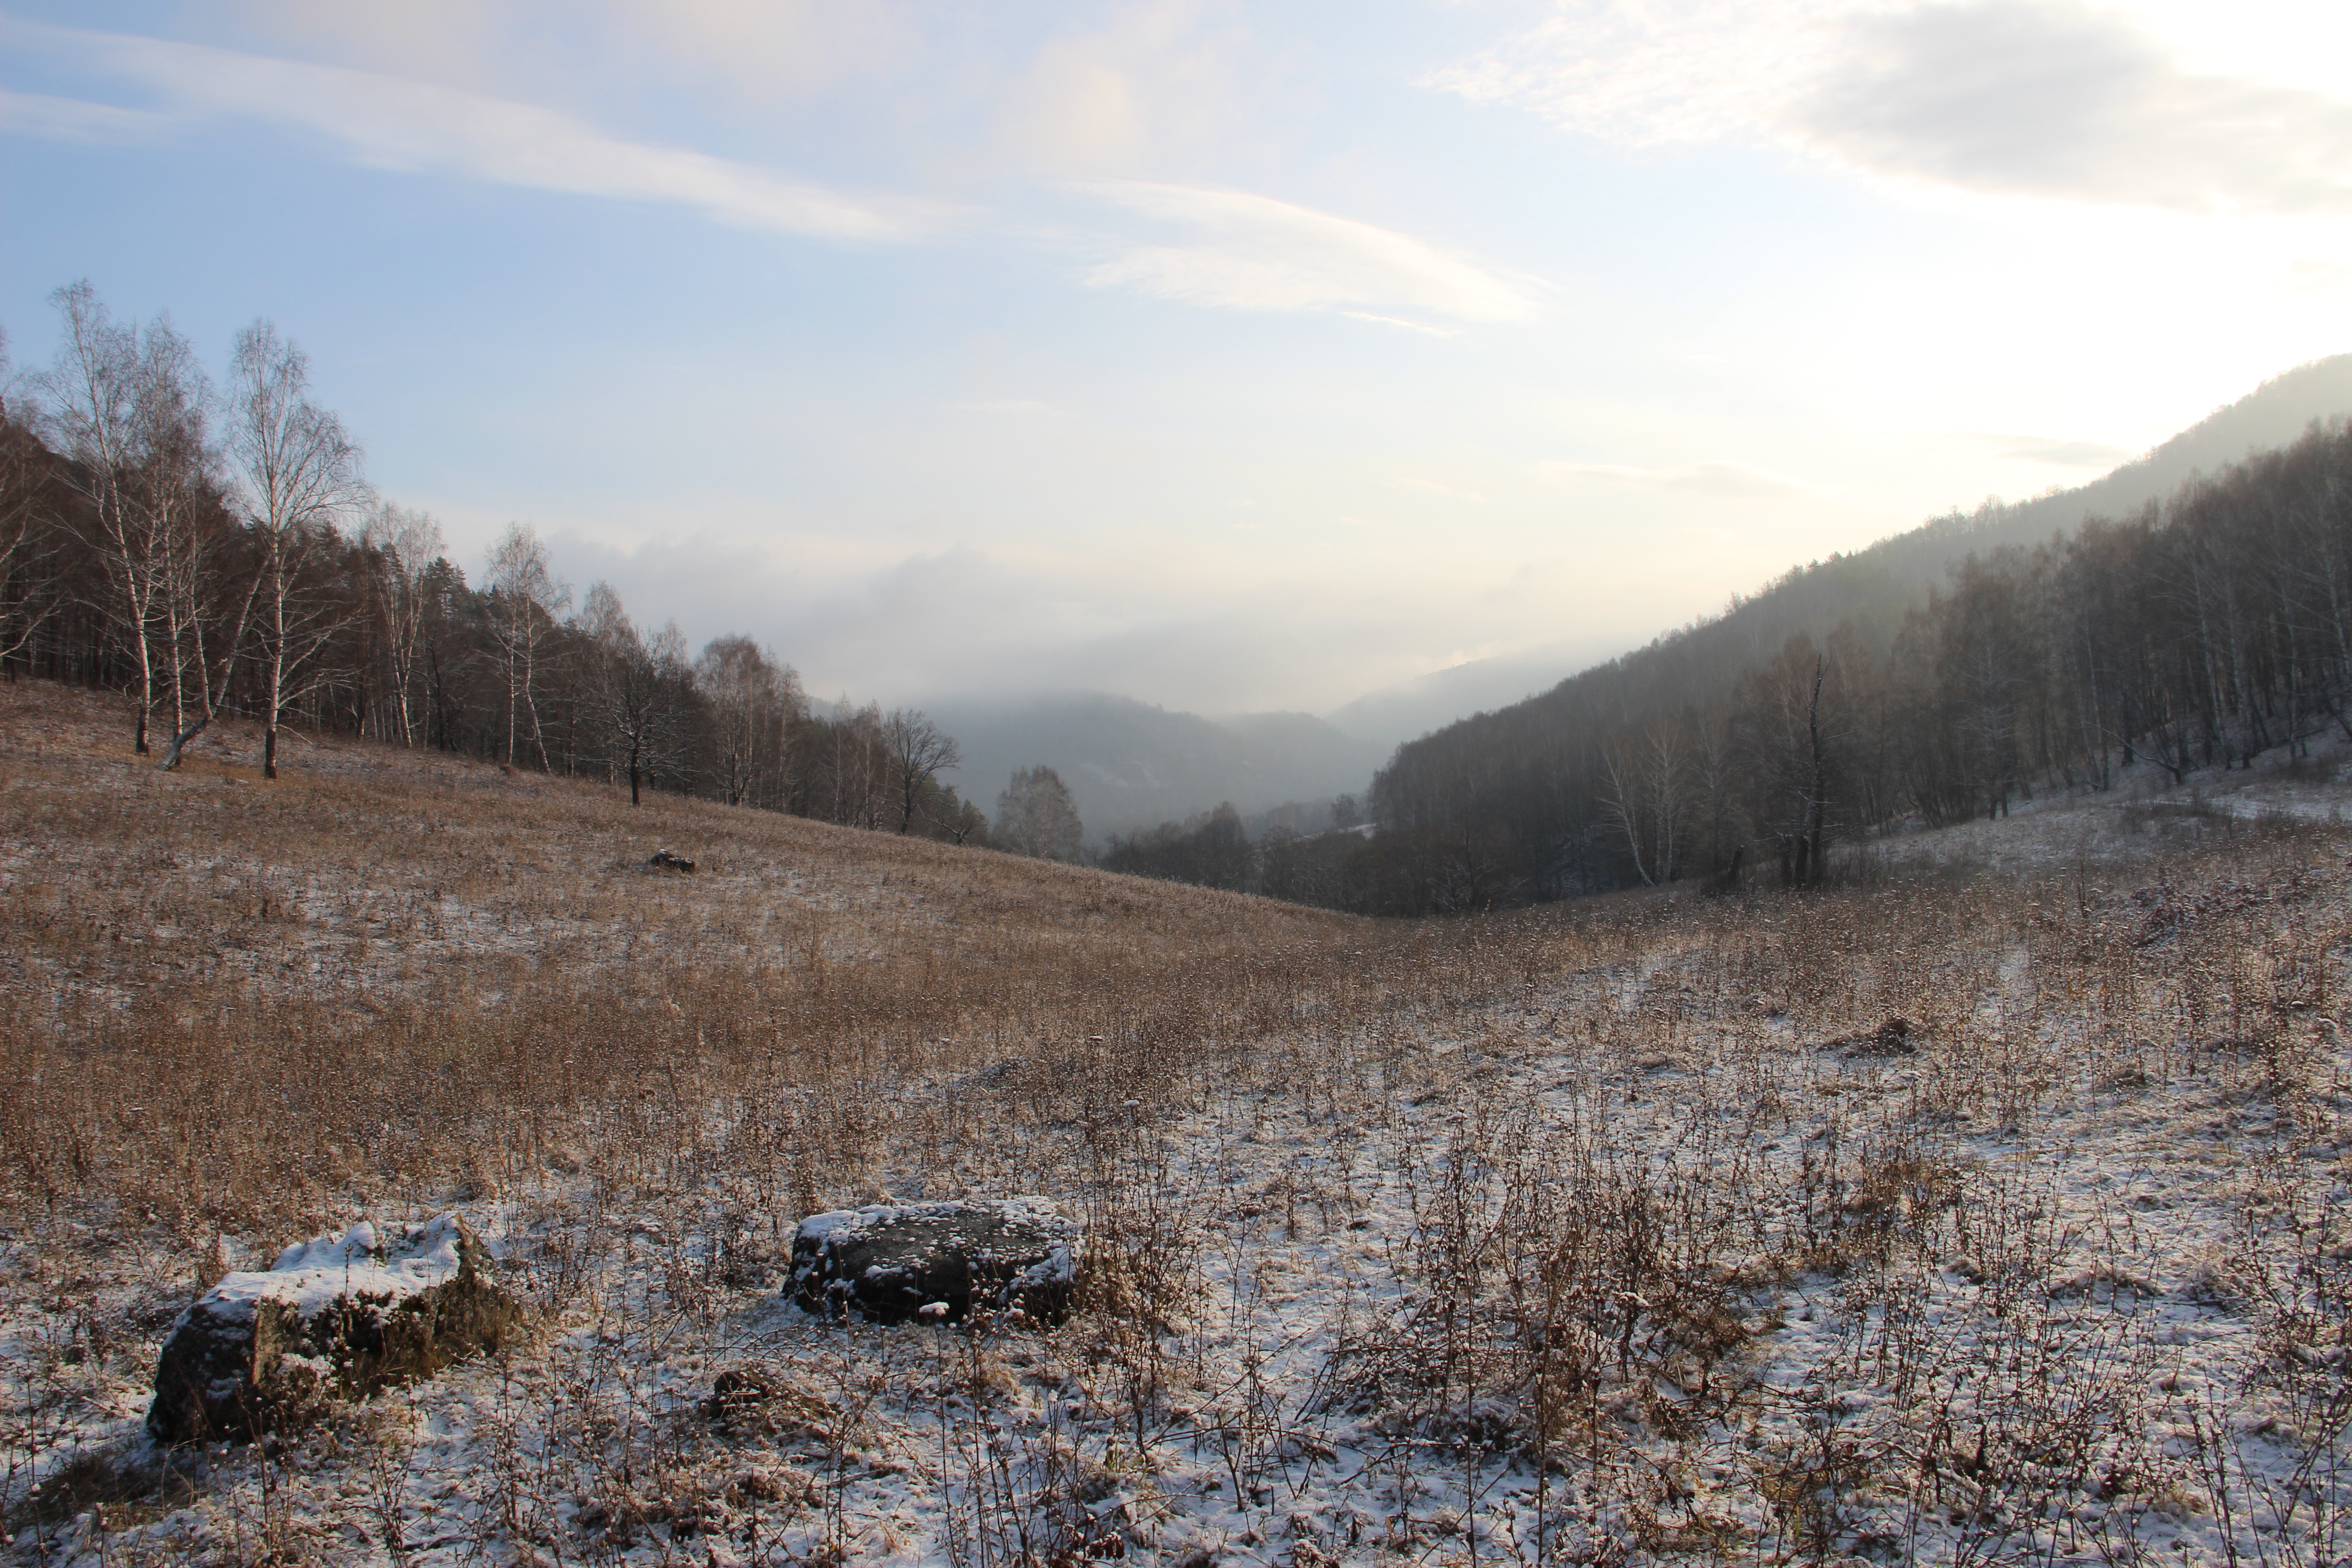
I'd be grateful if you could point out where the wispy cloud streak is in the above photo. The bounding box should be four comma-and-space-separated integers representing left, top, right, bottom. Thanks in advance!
1078, 181, 1534, 324
0, 85, 172, 143
3, 21, 940, 241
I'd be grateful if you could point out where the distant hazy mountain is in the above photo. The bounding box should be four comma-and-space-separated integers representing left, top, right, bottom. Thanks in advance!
932, 692, 1387, 842
1326, 638, 1621, 754
1367, 352, 2352, 836
941, 357, 2352, 838
1328, 353, 2352, 756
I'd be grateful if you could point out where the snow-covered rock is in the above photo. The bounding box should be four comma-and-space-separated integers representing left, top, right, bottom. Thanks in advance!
789, 1197, 1080, 1326
148, 1214, 519, 1443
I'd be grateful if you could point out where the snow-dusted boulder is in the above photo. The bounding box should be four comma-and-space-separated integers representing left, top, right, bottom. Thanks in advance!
790, 1198, 1079, 1326
148, 1215, 519, 1444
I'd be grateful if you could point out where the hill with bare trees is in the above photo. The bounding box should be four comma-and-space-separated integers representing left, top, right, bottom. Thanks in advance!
0, 285, 984, 843
1336, 362, 2352, 911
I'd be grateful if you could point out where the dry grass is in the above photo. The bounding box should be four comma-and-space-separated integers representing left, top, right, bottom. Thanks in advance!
6, 677, 2352, 1565
0, 678, 1362, 1237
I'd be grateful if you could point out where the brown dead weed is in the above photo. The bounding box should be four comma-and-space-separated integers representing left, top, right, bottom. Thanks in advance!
9, 679, 2352, 1563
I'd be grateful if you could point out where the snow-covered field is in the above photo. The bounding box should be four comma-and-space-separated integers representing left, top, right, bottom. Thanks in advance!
6, 682, 2352, 1565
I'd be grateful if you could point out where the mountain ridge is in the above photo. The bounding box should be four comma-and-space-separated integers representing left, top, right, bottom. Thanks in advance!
931, 691, 1385, 842
936, 355, 2352, 842
1334, 352, 2352, 755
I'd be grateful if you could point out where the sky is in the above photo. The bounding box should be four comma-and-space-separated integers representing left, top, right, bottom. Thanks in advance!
4, 0, 2350, 719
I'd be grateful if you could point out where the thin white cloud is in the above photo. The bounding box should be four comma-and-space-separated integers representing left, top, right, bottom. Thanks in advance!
1432, 0, 2352, 216
3, 21, 940, 242
1430, 0, 1850, 149
1803, 2, 2352, 214
1540, 458, 1823, 498
5, 22, 1529, 322
1341, 310, 1460, 337
0, 86, 173, 143
1078, 181, 1535, 324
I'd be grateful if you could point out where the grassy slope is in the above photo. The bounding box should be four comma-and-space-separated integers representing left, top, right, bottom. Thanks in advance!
0, 679, 1353, 1004
7, 679, 2352, 1566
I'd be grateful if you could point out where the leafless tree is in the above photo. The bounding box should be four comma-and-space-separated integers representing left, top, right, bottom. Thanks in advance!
822, 701, 889, 828
134, 331, 243, 764
1940, 555, 2034, 817
696, 635, 804, 808
34, 288, 266, 768
882, 708, 961, 834
0, 329, 65, 666
37, 283, 166, 751
1728, 640, 1837, 887
1599, 718, 1693, 886
485, 523, 568, 769
579, 581, 690, 807
362, 502, 444, 747
995, 765, 1083, 860
1599, 737, 1654, 887
225, 320, 369, 778
1689, 706, 1736, 874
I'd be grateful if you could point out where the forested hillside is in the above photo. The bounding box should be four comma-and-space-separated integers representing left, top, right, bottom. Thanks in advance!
1362, 408, 2352, 908
1324, 357, 2352, 757
0, 288, 983, 841
12, 283, 2350, 916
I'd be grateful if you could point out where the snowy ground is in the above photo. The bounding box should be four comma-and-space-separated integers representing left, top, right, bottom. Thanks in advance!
7, 701, 2352, 1563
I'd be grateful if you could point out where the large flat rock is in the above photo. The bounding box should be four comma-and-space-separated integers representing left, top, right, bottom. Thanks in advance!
790, 1197, 1079, 1326
149, 1214, 519, 1444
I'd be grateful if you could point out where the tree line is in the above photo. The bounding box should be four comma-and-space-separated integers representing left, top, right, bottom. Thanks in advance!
1354, 417, 2352, 911
22, 281, 2337, 916
0, 284, 985, 841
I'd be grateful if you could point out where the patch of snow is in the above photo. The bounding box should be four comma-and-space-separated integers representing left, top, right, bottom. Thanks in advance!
204, 1214, 471, 1326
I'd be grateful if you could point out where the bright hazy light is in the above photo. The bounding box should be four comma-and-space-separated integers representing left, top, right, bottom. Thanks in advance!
3, 0, 2347, 715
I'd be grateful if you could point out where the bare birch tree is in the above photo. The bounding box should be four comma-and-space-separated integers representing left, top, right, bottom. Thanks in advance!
37, 283, 162, 751
225, 321, 369, 779
37, 290, 241, 763
696, 635, 804, 808
362, 502, 444, 746
1598, 737, 1655, 886
132, 328, 237, 760
485, 524, 567, 769
823, 700, 888, 828
1598, 717, 1694, 885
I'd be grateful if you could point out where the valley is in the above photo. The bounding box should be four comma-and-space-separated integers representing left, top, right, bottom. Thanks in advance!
6, 680, 2350, 1565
